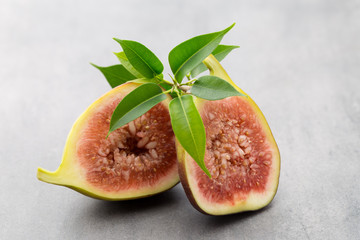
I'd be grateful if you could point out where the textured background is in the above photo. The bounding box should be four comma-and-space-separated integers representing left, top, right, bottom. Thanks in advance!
1, 0, 360, 239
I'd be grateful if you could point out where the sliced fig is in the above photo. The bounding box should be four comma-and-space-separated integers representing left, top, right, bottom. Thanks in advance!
177, 55, 280, 215
37, 82, 179, 200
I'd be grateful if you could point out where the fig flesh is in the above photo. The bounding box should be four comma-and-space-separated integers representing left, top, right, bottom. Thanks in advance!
177, 55, 280, 215
37, 82, 179, 200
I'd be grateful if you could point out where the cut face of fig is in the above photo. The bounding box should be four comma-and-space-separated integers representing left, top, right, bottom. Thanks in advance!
37, 83, 179, 200
177, 55, 280, 215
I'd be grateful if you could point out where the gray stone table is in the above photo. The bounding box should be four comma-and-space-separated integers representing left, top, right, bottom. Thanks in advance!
1, 0, 359, 239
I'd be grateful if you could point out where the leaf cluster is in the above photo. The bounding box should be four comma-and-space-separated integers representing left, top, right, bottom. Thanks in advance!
92, 23, 244, 177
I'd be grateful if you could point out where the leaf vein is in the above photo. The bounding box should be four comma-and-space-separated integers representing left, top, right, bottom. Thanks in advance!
122, 41, 157, 76
177, 95, 202, 160
174, 34, 220, 78
110, 88, 164, 132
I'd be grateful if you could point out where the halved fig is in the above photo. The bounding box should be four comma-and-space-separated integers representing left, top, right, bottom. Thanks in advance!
177, 55, 280, 215
37, 82, 179, 200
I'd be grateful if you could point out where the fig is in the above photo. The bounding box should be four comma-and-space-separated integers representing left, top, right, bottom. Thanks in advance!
37, 82, 179, 200
177, 55, 280, 215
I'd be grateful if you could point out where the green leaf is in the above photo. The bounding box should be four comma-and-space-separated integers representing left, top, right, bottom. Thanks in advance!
128, 78, 158, 84
191, 76, 245, 100
114, 39, 164, 79
169, 95, 210, 177
168, 23, 235, 83
190, 45, 239, 77
191, 76, 244, 100
91, 63, 136, 88
114, 52, 143, 78
108, 83, 167, 135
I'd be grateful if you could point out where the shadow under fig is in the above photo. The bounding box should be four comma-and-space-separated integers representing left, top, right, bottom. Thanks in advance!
197, 203, 273, 229
88, 186, 180, 218
83, 183, 273, 227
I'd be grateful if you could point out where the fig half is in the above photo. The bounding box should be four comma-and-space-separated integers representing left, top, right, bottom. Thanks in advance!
37, 82, 179, 200
177, 55, 280, 215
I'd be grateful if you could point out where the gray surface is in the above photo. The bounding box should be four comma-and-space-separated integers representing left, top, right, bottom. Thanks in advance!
1, 0, 360, 239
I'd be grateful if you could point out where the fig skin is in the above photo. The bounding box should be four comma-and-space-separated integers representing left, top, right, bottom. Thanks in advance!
37, 82, 179, 200
176, 140, 209, 215
177, 55, 280, 215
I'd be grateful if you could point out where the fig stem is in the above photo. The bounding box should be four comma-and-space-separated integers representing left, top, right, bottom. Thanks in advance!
202, 54, 247, 96
168, 73, 178, 85
162, 89, 172, 94
180, 78, 197, 85
202, 54, 235, 85
186, 73, 191, 81
158, 77, 172, 86
37, 167, 63, 185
